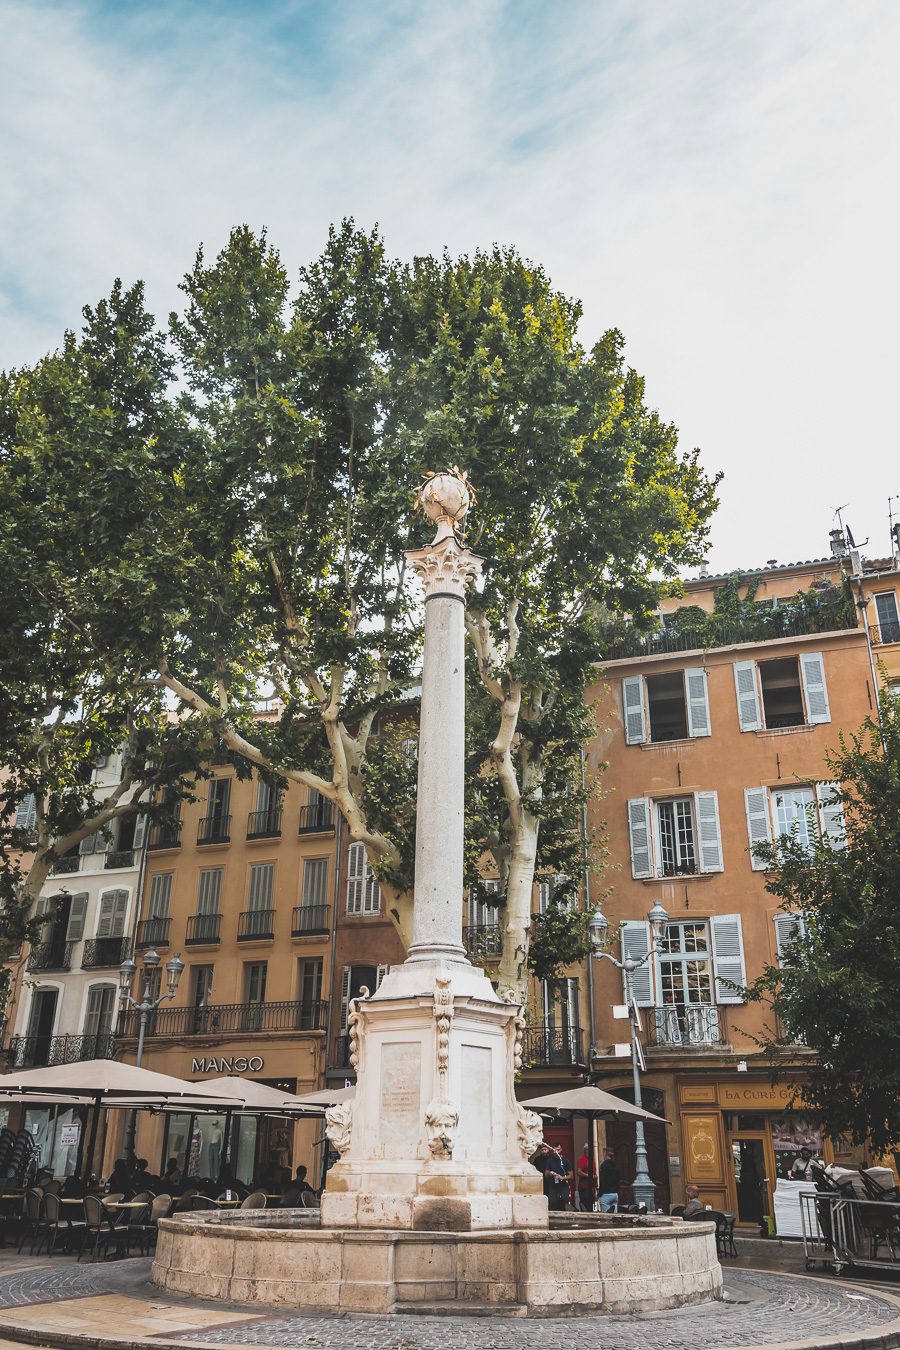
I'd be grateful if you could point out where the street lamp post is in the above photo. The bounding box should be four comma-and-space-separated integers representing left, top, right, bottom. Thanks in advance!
118, 948, 184, 1157
588, 900, 669, 1211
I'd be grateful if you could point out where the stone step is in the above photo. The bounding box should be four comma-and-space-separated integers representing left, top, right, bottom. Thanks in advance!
394, 1301, 528, 1318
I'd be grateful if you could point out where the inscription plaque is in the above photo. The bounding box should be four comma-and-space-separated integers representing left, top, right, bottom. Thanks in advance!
458, 1044, 492, 1150
379, 1042, 422, 1147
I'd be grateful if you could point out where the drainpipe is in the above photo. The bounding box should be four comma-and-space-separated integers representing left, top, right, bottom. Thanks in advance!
325, 809, 343, 1078
580, 749, 596, 1067
848, 568, 885, 749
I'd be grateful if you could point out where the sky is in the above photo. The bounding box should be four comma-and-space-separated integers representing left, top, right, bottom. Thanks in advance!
2, 0, 899, 572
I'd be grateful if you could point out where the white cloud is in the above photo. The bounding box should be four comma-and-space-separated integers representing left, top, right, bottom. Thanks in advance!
1, 0, 898, 567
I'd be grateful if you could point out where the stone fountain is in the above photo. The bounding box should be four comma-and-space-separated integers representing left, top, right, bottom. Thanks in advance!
151, 472, 722, 1314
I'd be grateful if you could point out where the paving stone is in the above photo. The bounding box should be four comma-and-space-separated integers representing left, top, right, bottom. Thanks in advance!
0, 1262, 899, 1349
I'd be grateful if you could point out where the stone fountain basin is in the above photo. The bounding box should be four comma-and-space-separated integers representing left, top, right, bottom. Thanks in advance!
152, 1208, 723, 1316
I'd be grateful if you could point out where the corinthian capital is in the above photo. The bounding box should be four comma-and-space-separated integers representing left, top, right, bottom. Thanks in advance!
405, 535, 483, 601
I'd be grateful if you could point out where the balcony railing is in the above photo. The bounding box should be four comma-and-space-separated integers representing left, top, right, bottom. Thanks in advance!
299, 802, 334, 834
646, 1004, 727, 1049
5, 1032, 116, 1069
330, 1034, 352, 1069
604, 605, 857, 661
27, 941, 74, 972
464, 924, 503, 960
105, 850, 135, 870
238, 908, 276, 941
50, 855, 80, 876
291, 904, 330, 935
135, 917, 171, 948
197, 814, 231, 845
185, 913, 222, 945
247, 809, 282, 839
874, 619, 900, 646
118, 998, 328, 1039
148, 823, 182, 850
522, 1024, 585, 1068
82, 937, 131, 969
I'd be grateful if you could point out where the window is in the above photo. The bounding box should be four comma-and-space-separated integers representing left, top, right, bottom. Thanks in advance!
658, 922, 716, 1038
622, 668, 710, 745
338, 963, 388, 1031
83, 985, 116, 1049
298, 957, 323, 1028
537, 875, 571, 913
64, 894, 89, 942
190, 965, 214, 1032
247, 862, 275, 911
621, 915, 746, 1009
733, 652, 830, 732
773, 912, 809, 965
468, 879, 500, 927
96, 889, 128, 938
300, 858, 328, 909
196, 869, 223, 914
244, 961, 267, 1004
627, 792, 723, 879
14, 794, 36, 833
345, 841, 380, 915
147, 873, 173, 918
208, 779, 231, 820
743, 783, 845, 868
875, 591, 900, 644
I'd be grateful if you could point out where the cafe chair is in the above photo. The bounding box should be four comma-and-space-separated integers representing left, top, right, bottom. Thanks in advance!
123, 1198, 154, 1256
38, 1192, 86, 1256
17, 1189, 44, 1254
79, 1194, 129, 1262
240, 1191, 267, 1210
190, 1195, 216, 1210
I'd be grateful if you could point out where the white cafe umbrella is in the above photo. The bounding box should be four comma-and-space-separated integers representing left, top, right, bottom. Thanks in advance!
293, 1085, 355, 1106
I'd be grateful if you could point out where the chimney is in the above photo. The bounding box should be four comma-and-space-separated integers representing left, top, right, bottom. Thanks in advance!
698, 559, 709, 579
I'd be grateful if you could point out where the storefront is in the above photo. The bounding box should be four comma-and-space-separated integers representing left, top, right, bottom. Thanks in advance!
678, 1078, 863, 1228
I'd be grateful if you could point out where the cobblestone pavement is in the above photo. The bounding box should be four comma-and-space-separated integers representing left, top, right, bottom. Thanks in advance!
1, 1260, 900, 1349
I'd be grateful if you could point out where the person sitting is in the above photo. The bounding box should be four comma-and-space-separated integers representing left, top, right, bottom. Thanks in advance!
279, 1165, 317, 1207
131, 1158, 157, 1191
682, 1186, 704, 1219
106, 1158, 135, 1200
162, 1157, 183, 1191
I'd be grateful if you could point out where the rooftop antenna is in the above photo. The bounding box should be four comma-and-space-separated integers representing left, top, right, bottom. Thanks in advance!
889, 496, 900, 559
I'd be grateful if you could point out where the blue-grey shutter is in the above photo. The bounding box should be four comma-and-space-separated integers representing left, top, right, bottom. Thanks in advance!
622, 676, 647, 745
14, 795, 36, 831
744, 787, 772, 870
695, 791, 724, 872
148, 873, 173, 918
248, 862, 275, 911
774, 912, 807, 965
197, 869, 222, 914
346, 842, 365, 914
816, 781, 845, 848
685, 668, 711, 738
627, 798, 654, 879
96, 889, 128, 938
710, 914, 746, 1004
65, 893, 89, 942
733, 661, 762, 732
301, 859, 328, 908
620, 921, 653, 1007
800, 652, 830, 724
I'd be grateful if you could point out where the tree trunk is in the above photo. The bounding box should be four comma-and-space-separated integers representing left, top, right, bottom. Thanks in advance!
497, 810, 540, 1003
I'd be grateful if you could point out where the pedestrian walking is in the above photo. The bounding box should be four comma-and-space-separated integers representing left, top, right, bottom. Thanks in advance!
598, 1147, 620, 1213
576, 1146, 597, 1212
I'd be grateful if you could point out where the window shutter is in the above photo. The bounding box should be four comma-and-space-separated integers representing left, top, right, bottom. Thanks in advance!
620, 922, 654, 1006
132, 812, 147, 851
248, 862, 274, 911
685, 668, 711, 738
695, 791, 724, 872
733, 662, 762, 732
339, 965, 352, 1032
94, 826, 111, 855
800, 652, 830, 724
622, 676, 647, 745
627, 798, 654, 879
302, 859, 328, 908
197, 869, 222, 914
79, 832, 97, 856
346, 842, 365, 914
14, 795, 36, 831
376, 964, 389, 988
537, 880, 552, 913
96, 889, 128, 938
33, 895, 50, 922
364, 866, 381, 915
65, 893, 89, 942
744, 787, 772, 870
774, 912, 807, 965
710, 914, 746, 1004
84, 985, 115, 1038
816, 781, 845, 848
148, 873, 173, 918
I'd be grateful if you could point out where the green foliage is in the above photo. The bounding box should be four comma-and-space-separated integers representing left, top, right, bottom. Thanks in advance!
746, 691, 900, 1151
528, 899, 591, 983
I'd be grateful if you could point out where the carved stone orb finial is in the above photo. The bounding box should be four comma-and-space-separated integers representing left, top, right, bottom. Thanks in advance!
416, 468, 473, 540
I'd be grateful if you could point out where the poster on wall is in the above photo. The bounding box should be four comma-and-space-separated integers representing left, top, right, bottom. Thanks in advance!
59, 1124, 80, 1148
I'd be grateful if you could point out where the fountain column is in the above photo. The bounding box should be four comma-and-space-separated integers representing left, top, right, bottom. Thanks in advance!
319, 472, 547, 1232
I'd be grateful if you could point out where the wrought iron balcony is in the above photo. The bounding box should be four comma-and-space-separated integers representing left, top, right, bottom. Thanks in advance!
185, 913, 222, 945
105, 850, 135, 870
522, 1024, 585, 1068
646, 1004, 727, 1050
5, 1032, 115, 1069
82, 937, 130, 968
875, 619, 900, 646
247, 809, 282, 839
27, 941, 74, 972
50, 855, 80, 876
197, 814, 231, 845
238, 908, 276, 941
291, 904, 330, 936
118, 998, 328, 1039
299, 802, 334, 834
148, 822, 182, 850
135, 917, 171, 948
463, 924, 503, 960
